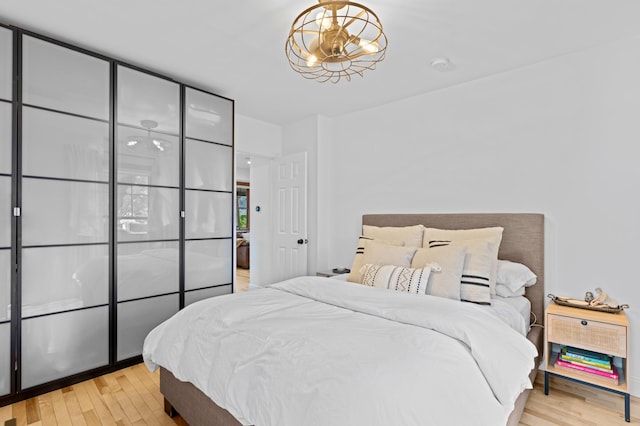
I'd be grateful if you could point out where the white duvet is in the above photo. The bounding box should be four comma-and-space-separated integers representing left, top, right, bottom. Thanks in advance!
143, 276, 537, 426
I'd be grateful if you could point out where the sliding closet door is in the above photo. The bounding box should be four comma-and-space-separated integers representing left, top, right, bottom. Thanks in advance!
0, 26, 12, 397
115, 66, 180, 360
183, 88, 233, 305
20, 36, 110, 388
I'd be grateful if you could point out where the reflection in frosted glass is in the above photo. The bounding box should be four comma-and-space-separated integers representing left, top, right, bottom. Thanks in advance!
118, 241, 179, 301
23, 36, 109, 120
117, 185, 179, 242
22, 179, 109, 246
0, 177, 9, 247
117, 66, 180, 134
185, 139, 232, 191
185, 88, 233, 145
0, 27, 12, 101
118, 125, 179, 187
0, 102, 11, 174
185, 191, 233, 239
22, 307, 108, 389
185, 239, 232, 290
0, 323, 9, 396
117, 294, 178, 361
22, 245, 108, 317
0, 250, 9, 322
185, 285, 232, 306
23, 107, 109, 181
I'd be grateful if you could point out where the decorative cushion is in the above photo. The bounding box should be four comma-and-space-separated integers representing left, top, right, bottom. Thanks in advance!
411, 245, 466, 301
347, 239, 417, 283
496, 260, 537, 292
360, 264, 440, 294
362, 225, 424, 248
423, 227, 503, 296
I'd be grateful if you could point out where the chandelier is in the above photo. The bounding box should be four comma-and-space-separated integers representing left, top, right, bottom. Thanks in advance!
285, 0, 387, 83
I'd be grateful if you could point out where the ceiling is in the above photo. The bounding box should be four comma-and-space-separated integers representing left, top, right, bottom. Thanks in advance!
1, 1, 640, 126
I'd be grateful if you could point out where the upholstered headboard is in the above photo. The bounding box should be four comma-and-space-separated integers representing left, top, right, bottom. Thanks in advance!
362, 213, 545, 343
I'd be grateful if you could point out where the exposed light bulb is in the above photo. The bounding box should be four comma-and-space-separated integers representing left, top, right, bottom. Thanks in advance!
315, 10, 331, 30
306, 54, 318, 67
358, 38, 379, 54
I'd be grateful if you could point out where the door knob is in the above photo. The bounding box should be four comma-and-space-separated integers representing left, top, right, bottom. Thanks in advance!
297, 239, 308, 244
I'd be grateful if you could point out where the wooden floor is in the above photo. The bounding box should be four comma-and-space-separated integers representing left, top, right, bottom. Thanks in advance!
235, 268, 249, 293
1, 364, 638, 425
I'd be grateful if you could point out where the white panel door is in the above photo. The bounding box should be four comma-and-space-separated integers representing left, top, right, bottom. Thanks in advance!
274, 152, 307, 281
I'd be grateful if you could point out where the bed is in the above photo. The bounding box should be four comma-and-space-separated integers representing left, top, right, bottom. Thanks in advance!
143, 213, 545, 426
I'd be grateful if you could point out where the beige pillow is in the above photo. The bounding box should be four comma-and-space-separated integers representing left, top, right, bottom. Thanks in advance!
423, 227, 503, 296
361, 264, 436, 294
362, 225, 424, 248
411, 245, 466, 301
347, 239, 417, 283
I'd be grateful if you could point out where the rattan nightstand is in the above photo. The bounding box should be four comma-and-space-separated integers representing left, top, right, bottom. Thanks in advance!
544, 303, 630, 422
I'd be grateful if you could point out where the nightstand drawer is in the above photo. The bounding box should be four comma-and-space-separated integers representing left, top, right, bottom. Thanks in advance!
547, 313, 626, 357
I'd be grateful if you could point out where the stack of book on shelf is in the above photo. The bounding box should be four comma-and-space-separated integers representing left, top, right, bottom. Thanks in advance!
555, 346, 619, 385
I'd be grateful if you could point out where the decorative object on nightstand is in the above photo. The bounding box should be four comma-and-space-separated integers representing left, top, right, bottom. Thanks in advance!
316, 268, 350, 277
544, 302, 631, 422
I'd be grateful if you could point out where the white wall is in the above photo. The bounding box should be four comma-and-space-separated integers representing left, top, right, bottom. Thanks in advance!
323, 37, 640, 395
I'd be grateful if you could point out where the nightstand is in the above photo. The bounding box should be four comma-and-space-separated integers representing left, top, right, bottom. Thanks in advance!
544, 303, 630, 422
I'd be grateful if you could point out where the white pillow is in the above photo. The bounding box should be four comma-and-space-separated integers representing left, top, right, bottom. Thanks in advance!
496, 260, 537, 292
347, 239, 417, 283
423, 227, 503, 296
363, 225, 424, 248
452, 238, 493, 305
361, 264, 438, 294
495, 283, 526, 298
411, 245, 466, 301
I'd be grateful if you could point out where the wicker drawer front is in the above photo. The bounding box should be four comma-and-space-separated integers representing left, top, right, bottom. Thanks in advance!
547, 314, 627, 357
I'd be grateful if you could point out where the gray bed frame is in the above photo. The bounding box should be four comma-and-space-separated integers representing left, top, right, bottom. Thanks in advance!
160, 213, 545, 426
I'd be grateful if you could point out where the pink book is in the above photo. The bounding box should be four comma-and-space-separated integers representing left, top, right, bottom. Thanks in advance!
556, 355, 618, 379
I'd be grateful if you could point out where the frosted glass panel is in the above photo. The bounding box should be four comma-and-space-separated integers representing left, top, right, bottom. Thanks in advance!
117, 294, 178, 361
22, 307, 108, 388
117, 185, 179, 242
117, 66, 180, 134
0, 102, 10, 174
185, 88, 232, 145
118, 125, 179, 187
22, 107, 109, 181
22, 245, 108, 317
185, 239, 232, 290
185, 285, 232, 306
22, 36, 109, 120
0, 250, 9, 322
0, 323, 9, 396
185, 191, 233, 239
118, 241, 179, 301
0, 27, 12, 101
185, 139, 232, 191
0, 177, 9, 247
22, 178, 109, 246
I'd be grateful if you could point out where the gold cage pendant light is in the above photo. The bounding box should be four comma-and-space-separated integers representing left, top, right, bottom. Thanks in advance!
285, 0, 387, 83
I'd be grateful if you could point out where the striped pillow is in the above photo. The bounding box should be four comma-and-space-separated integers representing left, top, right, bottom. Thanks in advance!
423, 227, 503, 297
360, 264, 440, 295
347, 238, 416, 283
426, 238, 494, 305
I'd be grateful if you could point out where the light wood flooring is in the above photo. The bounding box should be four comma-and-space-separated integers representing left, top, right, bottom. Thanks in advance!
1, 365, 638, 425
235, 268, 249, 292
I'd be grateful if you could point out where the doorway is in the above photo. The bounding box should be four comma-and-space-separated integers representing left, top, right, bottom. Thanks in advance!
235, 154, 251, 292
